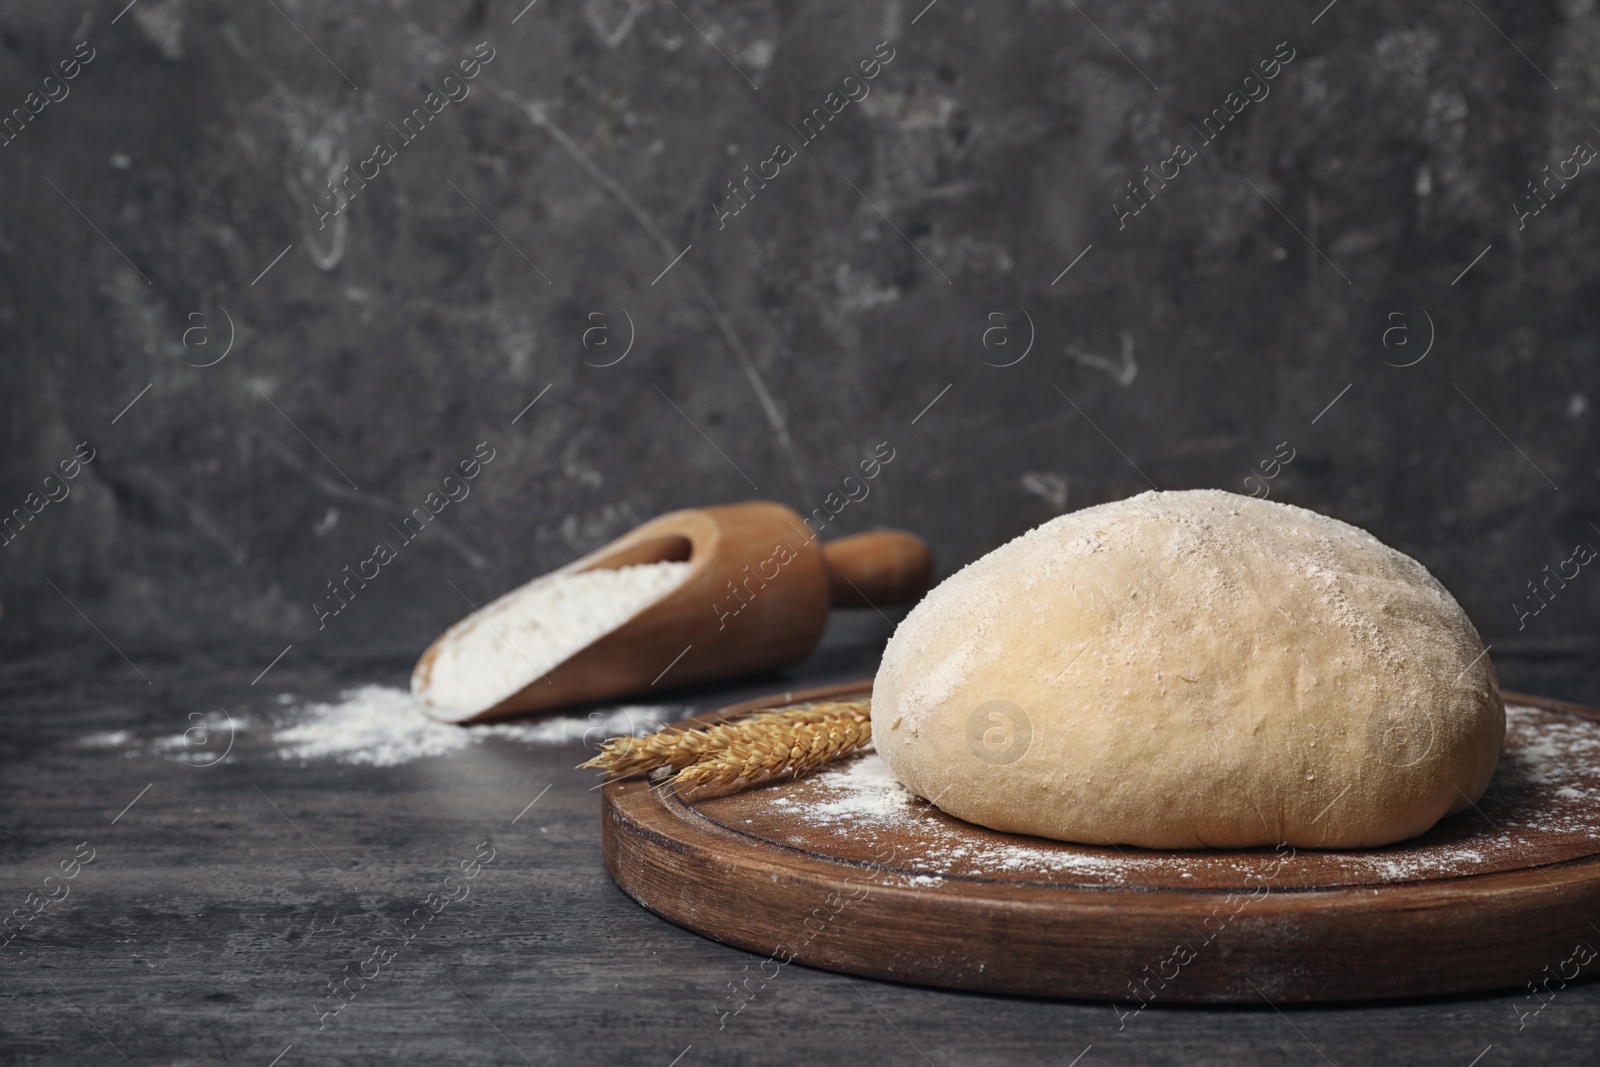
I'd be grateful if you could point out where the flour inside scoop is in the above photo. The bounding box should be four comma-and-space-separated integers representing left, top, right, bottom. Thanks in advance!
415, 561, 693, 722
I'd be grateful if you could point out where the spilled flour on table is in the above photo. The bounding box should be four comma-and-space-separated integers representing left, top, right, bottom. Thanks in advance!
85, 685, 684, 767
272, 685, 682, 766
81, 729, 134, 748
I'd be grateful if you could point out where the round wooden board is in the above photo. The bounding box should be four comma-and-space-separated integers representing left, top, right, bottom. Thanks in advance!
600, 681, 1600, 1003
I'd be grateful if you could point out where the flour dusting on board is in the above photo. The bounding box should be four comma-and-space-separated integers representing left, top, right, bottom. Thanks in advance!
753, 705, 1600, 886
1496, 705, 1600, 834
795, 751, 915, 823
784, 752, 1187, 883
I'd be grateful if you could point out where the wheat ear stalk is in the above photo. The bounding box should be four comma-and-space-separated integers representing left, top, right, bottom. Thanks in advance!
579, 699, 873, 798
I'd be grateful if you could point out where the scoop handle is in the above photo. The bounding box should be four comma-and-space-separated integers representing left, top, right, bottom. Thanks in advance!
821, 529, 934, 607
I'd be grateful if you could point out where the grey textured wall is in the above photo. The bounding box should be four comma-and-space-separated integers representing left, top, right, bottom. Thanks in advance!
0, 0, 1595, 657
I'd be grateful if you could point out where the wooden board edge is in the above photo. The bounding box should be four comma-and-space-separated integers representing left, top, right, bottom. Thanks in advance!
603, 772, 1600, 1002
600, 681, 1600, 1002
1503, 689, 1600, 721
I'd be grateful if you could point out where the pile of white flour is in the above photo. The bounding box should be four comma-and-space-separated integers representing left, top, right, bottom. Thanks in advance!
274, 685, 678, 766
419, 561, 692, 719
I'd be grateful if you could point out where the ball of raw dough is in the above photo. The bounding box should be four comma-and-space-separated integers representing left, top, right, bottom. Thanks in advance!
872, 489, 1503, 849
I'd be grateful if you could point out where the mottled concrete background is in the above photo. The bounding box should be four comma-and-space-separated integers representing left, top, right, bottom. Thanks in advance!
0, 0, 1595, 660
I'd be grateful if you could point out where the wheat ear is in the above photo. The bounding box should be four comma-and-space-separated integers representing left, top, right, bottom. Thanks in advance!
579, 699, 873, 797
671, 702, 873, 798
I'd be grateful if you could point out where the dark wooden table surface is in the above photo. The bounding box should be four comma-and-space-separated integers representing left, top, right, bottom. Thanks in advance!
3, 614, 1598, 1066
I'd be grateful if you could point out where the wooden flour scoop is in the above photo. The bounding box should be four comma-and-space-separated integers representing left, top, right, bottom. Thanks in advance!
411, 501, 932, 723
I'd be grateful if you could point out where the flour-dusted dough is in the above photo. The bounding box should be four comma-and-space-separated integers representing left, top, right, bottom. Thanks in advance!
872, 490, 1504, 849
